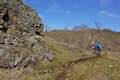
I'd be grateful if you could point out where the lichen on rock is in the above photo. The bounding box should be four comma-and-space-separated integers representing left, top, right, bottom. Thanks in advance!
0, 0, 54, 69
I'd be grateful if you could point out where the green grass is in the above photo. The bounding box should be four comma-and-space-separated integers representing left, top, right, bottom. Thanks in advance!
70, 56, 120, 80
0, 30, 119, 80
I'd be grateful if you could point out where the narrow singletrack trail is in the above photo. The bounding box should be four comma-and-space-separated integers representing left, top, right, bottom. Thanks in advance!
55, 54, 119, 80
55, 56, 99, 80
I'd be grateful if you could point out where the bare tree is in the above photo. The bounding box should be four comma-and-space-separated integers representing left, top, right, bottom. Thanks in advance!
94, 22, 103, 42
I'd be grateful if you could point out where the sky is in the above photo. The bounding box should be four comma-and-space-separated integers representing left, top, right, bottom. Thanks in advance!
23, 0, 120, 31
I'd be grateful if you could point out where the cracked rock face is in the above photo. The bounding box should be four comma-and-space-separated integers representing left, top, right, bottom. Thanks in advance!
0, 0, 44, 34
0, 0, 54, 69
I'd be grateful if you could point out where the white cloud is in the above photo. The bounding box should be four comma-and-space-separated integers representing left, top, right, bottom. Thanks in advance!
45, 3, 61, 13
45, 2, 72, 14
65, 10, 72, 14
94, 0, 114, 6
99, 10, 120, 19
49, 0, 56, 3
50, 24, 58, 27
99, 0, 113, 5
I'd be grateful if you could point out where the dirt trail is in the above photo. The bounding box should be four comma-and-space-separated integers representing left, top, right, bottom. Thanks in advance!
55, 56, 100, 80
55, 61, 73, 80
55, 55, 119, 80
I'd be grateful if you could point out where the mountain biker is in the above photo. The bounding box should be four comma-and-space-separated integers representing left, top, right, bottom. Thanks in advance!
90, 41, 102, 56
91, 41, 95, 49
94, 41, 102, 56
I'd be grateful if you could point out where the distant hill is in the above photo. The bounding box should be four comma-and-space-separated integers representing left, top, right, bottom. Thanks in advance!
47, 29, 120, 52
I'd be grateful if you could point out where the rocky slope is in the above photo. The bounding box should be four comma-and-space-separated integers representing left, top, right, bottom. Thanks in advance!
0, 0, 54, 69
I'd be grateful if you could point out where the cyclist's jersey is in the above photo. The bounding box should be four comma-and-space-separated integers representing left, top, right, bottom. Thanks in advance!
95, 42, 102, 49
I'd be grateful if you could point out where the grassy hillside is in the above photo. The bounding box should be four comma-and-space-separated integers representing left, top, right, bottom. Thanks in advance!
0, 29, 120, 80
44, 29, 120, 80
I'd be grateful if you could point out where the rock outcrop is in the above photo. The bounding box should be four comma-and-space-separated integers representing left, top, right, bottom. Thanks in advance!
0, 0, 54, 69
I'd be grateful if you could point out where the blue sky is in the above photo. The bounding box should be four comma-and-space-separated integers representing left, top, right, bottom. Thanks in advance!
23, 0, 120, 31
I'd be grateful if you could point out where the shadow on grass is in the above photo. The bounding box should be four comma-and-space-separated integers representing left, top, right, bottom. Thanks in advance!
72, 55, 101, 64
